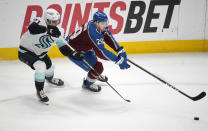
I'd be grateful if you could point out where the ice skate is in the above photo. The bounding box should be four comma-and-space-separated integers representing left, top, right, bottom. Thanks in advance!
46, 78, 64, 86
82, 79, 101, 92
36, 89, 49, 105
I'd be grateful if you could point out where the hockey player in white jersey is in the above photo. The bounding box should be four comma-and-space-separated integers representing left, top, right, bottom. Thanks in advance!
18, 9, 83, 104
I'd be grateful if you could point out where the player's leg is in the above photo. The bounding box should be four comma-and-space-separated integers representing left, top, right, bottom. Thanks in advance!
42, 55, 64, 86
33, 60, 49, 104
82, 61, 104, 92
18, 48, 49, 104
68, 51, 106, 92
68, 51, 107, 80
68, 51, 96, 72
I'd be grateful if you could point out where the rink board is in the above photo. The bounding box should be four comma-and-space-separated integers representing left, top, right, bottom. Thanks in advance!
0, 40, 207, 60
0, 0, 208, 60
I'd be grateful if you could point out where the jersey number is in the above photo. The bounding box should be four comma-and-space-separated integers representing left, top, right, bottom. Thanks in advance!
69, 23, 88, 40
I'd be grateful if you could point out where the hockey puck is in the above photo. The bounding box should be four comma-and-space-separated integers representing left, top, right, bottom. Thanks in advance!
194, 117, 199, 120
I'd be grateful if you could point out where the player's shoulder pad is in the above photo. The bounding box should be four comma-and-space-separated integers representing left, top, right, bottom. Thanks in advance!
88, 21, 104, 45
88, 21, 103, 38
29, 17, 46, 27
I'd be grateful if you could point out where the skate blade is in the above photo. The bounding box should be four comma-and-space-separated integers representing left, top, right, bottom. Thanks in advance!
95, 83, 108, 87
39, 100, 50, 105
47, 83, 65, 88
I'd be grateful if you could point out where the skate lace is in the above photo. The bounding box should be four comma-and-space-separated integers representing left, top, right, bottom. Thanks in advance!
51, 78, 60, 84
39, 90, 47, 98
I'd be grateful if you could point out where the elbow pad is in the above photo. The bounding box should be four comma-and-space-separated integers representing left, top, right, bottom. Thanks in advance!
28, 23, 47, 34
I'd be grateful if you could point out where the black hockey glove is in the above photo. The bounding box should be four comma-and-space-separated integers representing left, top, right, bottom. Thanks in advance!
69, 50, 84, 61
58, 44, 83, 61
47, 25, 61, 38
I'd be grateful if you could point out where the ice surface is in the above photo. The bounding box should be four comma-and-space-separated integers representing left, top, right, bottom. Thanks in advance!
0, 53, 208, 131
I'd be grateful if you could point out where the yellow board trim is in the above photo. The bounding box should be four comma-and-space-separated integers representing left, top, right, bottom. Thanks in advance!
0, 40, 208, 60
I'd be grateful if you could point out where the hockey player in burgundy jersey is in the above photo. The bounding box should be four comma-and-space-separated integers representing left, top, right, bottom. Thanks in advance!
66, 11, 130, 92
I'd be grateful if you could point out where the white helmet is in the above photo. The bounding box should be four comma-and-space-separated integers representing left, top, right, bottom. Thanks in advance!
44, 8, 60, 25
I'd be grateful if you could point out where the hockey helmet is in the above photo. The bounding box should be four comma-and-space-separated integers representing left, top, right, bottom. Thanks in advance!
44, 8, 60, 25
93, 11, 108, 22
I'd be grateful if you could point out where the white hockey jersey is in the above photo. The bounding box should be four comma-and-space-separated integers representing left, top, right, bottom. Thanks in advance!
20, 17, 65, 56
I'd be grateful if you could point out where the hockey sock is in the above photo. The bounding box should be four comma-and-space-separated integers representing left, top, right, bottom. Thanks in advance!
45, 65, 54, 80
35, 72, 45, 91
33, 61, 46, 91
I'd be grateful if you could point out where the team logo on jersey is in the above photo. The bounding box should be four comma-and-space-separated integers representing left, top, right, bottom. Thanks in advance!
35, 35, 54, 49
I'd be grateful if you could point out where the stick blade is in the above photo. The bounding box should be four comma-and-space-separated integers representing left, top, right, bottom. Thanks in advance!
191, 92, 206, 101
125, 99, 131, 102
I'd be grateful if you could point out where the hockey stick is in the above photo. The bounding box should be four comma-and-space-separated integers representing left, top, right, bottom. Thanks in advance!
127, 59, 206, 101
82, 59, 131, 103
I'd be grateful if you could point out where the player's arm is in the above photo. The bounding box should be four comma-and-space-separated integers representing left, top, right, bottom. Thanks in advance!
28, 17, 61, 37
90, 31, 118, 61
55, 35, 83, 61
103, 27, 128, 58
97, 42, 118, 61
103, 27, 120, 51
91, 28, 130, 69
91, 35, 130, 69
28, 18, 47, 34
104, 27, 128, 59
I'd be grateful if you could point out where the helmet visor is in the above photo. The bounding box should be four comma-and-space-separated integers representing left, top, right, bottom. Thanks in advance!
46, 19, 60, 26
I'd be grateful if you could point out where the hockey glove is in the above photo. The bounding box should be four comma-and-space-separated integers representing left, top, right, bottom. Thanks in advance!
115, 56, 130, 70
47, 25, 61, 38
69, 50, 84, 61
116, 46, 127, 58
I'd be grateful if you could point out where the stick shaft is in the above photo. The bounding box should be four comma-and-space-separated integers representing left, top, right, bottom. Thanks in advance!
83, 59, 129, 101
127, 59, 201, 101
